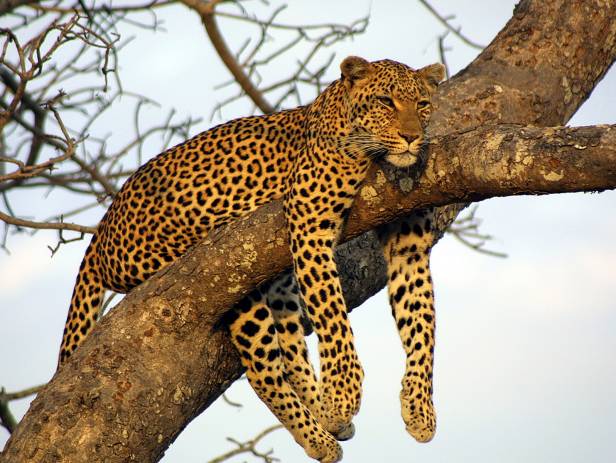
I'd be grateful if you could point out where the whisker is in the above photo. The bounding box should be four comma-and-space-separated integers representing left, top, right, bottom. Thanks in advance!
318, 132, 391, 161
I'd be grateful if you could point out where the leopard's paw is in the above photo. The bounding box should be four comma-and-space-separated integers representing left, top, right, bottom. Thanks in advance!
304, 433, 343, 463
400, 389, 436, 443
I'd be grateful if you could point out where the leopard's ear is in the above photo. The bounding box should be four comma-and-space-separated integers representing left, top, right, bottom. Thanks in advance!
340, 56, 373, 87
418, 63, 446, 91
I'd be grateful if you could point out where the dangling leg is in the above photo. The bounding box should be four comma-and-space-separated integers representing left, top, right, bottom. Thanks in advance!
226, 286, 342, 463
266, 273, 322, 415
266, 272, 355, 441
284, 163, 369, 438
286, 219, 364, 438
379, 208, 437, 443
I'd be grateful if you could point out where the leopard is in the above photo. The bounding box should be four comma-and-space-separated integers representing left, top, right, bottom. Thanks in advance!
57, 56, 445, 463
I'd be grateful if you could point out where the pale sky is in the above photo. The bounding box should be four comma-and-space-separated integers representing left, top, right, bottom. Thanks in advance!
1, 1, 615, 462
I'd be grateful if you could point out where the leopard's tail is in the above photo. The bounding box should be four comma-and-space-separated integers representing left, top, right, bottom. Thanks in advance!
58, 240, 105, 368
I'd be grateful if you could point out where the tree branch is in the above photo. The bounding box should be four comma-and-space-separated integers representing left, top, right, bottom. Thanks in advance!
422, 0, 616, 254
181, 0, 275, 114
0, 399, 16, 434
29, 0, 175, 15
0, 0, 37, 16
0, 210, 97, 234
418, 0, 484, 49
3, 120, 615, 461
0, 384, 43, 434
207, 424, 282, 463
3, 0, 616, 461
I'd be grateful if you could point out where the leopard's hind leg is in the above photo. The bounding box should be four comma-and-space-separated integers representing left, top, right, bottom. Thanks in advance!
226, 285, 342, 463
266, 271, 355, 441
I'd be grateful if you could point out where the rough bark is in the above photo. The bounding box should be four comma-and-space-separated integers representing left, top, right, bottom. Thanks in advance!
2, 0, 616, 462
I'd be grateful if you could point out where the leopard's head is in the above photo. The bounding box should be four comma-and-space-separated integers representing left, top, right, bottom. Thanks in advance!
340, 56, 445, 167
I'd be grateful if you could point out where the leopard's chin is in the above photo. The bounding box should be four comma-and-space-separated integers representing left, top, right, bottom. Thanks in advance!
384, 152, 420, 167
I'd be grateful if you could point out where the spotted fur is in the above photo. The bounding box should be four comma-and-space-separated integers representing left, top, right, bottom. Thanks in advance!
58, 57, 444, 462
379, 210, 437, 442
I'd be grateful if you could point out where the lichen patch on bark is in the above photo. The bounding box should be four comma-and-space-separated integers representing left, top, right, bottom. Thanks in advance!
541, 169, 565, 181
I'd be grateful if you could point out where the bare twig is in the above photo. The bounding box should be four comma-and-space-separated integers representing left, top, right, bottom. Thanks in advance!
29, 0, 176, 15
0, 383, 44, 434
437, 32, 451, 79
70, 154, 118, 198
418, 0, 484, 49
207, 424, 283, 463
190, 1, 275, 114
0, 209, 97, 234
0, 384, 44, 402
221, 393, 243, 408
181, 0, 368, 116
47, 228, 89, 256
447, 205, 507, 258
0, 397, 16, 433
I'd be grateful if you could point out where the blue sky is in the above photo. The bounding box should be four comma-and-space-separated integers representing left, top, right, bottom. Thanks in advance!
1, 1, 615, 462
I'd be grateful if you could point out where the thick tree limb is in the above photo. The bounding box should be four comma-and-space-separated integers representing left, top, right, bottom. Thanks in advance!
3, 122, 615, 461
411, 0, 616, 258
2, 0, 616, 462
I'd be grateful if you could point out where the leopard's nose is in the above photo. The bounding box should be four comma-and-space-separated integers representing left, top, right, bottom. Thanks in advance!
399, 132, 419, 144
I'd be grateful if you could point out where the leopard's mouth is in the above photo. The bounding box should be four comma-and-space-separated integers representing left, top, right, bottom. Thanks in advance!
382, 137, 425, 167
384, 152, 420, 167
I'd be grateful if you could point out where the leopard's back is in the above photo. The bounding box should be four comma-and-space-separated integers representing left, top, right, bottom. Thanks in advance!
58, 107, 306, 362
98, 108, 305, 290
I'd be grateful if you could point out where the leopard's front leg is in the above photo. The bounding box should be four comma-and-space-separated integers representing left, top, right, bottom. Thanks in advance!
290, 227, 363, 438
379, 209, 437, 443
284, 155, 368, 439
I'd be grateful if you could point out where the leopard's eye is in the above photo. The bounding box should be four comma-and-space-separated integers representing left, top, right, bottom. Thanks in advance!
417, 99, 430, 110
376, 95, 395, 109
